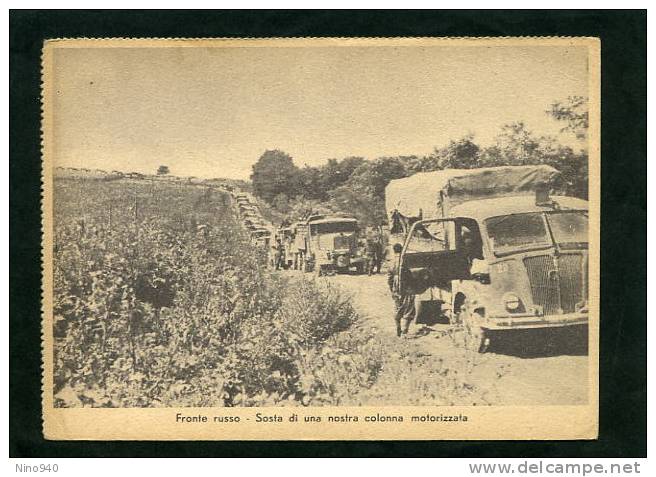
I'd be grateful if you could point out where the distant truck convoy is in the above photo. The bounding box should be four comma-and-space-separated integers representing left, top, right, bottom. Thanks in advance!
385, 165, 589, 352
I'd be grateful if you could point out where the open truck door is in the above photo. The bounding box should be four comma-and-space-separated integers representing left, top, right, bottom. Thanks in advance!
398, 218, 473, 296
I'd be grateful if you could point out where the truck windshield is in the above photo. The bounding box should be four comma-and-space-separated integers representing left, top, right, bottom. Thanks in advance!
485, 213, 551, 255
310, 222, 356, 234
546, 212, 588, 249
486, 211, 588, 255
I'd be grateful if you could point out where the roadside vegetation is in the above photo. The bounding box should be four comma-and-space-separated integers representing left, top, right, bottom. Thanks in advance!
52, 179, 379, 407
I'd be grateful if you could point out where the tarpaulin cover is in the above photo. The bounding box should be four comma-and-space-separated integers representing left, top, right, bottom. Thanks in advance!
385, 165, 561, 220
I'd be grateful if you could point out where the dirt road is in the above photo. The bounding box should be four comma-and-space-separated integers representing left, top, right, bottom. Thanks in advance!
323, 272, 590, 406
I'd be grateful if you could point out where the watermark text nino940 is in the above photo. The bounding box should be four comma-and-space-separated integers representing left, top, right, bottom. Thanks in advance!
15, 464, 59, 473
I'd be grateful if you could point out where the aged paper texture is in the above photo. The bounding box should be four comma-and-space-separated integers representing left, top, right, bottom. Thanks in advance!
42, 37, 600, 440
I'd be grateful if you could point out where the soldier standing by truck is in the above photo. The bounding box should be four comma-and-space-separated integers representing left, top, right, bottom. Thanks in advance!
373, 233, 385, 274
365, 237, 378, 275
387, 243, 416, 337
273, 238, 284, 270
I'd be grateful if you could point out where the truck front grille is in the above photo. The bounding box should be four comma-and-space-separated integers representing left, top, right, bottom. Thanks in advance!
558, 254, 585, 314
524, 253, 586, 315
333, 236, 351, 250
524, 255, 561, 315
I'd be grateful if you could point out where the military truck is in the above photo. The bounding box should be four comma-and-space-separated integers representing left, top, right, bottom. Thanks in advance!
385, 165, 589, 352
250, 228, 272, 249
241, 211, 262, 224
302, 214, 366, 275
238, 203, 259, 215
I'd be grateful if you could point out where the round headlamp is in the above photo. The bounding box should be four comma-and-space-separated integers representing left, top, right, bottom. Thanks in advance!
503, 293, 522, 312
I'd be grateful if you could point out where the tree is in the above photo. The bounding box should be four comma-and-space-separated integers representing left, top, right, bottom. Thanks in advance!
430, 135, 481, 170
326, 157, 408, 226
534, 137, 588, 199
328, 185, 387, 227
297, 165, 325, 200
490, 121, 542, 166
480, 122, 588, 199
250, 150, 300, 203
290, 156, 367, 202
547, 96, 589, 141
157, 165, 170, 175
398, 155, 434, 174
478, 145, 506, 168
319, 156, 366, 193
272, 193, 291, 214
347, 157, 408, 199
287, 196, 334, 221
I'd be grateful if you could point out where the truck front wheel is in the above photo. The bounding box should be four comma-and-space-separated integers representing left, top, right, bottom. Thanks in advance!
416, 299, 444, 325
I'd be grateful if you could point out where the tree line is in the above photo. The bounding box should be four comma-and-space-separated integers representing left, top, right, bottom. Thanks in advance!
250, 97, 589, 226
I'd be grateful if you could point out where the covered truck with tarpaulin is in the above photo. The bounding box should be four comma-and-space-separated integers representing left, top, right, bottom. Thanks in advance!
384, 165, 589, 352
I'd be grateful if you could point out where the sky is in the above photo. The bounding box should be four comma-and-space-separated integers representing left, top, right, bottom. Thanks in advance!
52, 42, 590, 180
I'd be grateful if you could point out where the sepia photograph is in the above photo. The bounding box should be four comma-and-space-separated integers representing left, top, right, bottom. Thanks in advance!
40, 37, 600, 440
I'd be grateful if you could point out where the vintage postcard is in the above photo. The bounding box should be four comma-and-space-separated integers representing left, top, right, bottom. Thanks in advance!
41, 37, 600, 440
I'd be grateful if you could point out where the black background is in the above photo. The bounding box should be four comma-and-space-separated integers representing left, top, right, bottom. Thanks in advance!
10, 10, 646, 457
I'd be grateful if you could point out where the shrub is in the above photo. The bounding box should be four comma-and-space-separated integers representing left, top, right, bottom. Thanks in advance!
276, 279, 358, 346
52, 179, 381, 408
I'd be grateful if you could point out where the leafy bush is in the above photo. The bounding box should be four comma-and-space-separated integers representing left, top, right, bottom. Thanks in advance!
52, 179, 381, 407
276, 280, 358, 346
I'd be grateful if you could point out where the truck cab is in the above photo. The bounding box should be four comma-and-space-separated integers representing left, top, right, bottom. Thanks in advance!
305, 215, 366, 275
250, 228, 271, 249
398, 195, 588, 351
386, 165, 590, 352
239, 203, 259, 215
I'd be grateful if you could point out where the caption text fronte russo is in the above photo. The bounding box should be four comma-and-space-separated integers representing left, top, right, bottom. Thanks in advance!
176, 412, 469, 424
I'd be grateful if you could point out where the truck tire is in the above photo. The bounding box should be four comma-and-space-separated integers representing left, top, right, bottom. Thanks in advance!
416, 299, 443, 326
